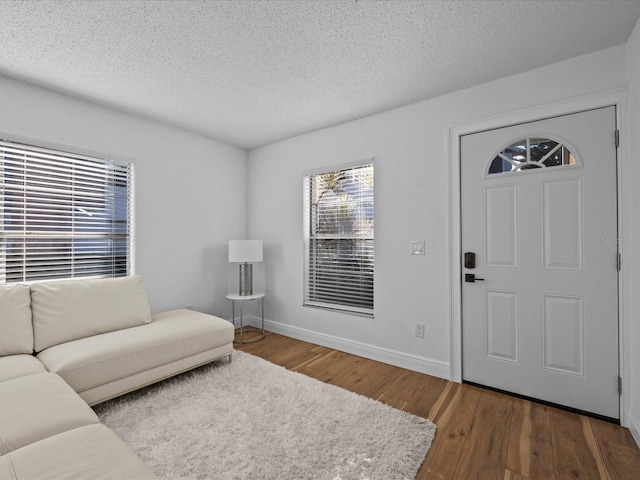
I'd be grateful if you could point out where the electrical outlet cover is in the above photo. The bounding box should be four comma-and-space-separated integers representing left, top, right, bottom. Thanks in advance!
411, 241, 425, 255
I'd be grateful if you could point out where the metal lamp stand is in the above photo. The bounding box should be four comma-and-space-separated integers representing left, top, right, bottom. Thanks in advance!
239, 262, 253, 296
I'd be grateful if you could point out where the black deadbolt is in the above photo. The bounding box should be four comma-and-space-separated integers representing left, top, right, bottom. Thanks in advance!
464, 251, 476, 269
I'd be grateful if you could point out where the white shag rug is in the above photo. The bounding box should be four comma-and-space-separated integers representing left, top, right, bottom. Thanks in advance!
93, 351, 436, 480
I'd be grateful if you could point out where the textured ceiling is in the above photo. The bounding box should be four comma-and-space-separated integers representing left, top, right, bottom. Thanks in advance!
0, 0, 639, 149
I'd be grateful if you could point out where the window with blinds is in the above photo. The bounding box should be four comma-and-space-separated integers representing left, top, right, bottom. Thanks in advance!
303, 162, 374, 316
0, 138, 133, 284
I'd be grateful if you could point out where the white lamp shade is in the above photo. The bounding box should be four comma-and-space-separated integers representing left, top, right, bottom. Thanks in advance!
229, 240, 263, 263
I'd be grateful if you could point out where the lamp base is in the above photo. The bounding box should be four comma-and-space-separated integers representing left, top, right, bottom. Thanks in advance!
239, 263, 253, 296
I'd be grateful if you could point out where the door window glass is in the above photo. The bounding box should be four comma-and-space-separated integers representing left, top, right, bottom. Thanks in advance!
488, 138, 576, 175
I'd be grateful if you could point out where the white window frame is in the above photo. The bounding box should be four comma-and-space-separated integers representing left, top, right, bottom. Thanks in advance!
303, 160, 374, 317
0, 134, 135, 285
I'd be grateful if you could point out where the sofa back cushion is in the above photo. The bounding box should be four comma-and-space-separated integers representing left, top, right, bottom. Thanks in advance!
0, 285, 34, 355
31, 275, 152, 352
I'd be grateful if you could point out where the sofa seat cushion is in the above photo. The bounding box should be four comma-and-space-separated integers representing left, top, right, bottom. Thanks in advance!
0, 424, 157, 479
31, 275, 152, 352
0, 355, 46, 383
0, 285, 33, 355
37, 309, 234, 394
0, 373, 99, 456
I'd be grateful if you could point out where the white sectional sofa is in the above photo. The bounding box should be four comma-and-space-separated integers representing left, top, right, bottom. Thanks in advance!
0, 275, 234, 479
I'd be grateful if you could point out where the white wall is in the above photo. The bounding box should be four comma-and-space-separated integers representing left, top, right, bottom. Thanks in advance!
247, 45, 628, 378
625, 17, 640, 442
0, 75, 248, 318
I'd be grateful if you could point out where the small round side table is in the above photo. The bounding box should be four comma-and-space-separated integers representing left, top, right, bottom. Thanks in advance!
226, 292, 265, 344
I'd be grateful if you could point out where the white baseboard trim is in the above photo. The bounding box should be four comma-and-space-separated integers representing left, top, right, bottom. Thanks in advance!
628, 408, 640, 447
241, 316, 450, 380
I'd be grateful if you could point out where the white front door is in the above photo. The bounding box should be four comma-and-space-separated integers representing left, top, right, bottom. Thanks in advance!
461, 107, 619, 419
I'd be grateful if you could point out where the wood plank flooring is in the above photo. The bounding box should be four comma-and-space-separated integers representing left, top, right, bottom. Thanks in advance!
236, 332, 640, 480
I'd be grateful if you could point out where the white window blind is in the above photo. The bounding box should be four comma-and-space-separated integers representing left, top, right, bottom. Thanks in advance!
303, 162, 374, 316
0, 138, 133, 284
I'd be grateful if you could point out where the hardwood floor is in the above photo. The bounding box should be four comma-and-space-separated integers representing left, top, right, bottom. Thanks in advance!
236, 331, 640, 480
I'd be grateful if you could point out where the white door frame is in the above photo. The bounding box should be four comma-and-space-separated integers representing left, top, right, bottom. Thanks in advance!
448, 89, 630, 426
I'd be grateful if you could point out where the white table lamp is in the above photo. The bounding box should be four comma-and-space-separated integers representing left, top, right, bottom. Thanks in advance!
229, 240, 263, 296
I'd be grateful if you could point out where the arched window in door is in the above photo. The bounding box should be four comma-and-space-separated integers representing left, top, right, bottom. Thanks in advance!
487, 137, 576, 175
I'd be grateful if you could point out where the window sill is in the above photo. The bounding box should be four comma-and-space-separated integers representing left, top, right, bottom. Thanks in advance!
303, 302, 374, 319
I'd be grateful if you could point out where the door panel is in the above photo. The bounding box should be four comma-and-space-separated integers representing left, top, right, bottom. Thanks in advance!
485, 184, 518, 267
485, 290, 519, 362
541, 178, 583, 270
461, 107, 619, 419
542, 294, 584, 376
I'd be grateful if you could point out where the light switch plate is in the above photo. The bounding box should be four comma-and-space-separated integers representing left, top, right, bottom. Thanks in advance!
411, 241, 425, 255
